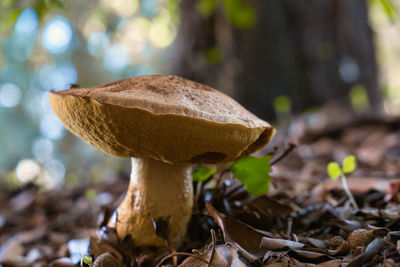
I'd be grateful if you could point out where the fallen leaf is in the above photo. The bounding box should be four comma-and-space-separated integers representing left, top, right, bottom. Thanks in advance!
260, 237, 304, 250
360, 206, 400, 220
179, 243, 249, 267
49, 257, 77, 267
316, 259, 343, 267
248, 195, 293, 217
347, 238, 387, 267
289, 249, 333, 262
397, 240, 400, 254
206, 203, 266, 256
312, 177, 391, 201
306, 238, 327, 250
0, 237, 24, 264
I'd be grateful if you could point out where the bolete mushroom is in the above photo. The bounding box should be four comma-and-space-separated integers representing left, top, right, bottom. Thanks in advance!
49, 75, 275, 248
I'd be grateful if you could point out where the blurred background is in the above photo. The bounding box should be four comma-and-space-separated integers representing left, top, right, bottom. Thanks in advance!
0, 0, 399, 191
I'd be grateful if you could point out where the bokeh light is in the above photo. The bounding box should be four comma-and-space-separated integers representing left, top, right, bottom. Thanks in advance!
0, 83, 22, 108
2, 8, 40, 62
103, 43, 129, 72
38, 62, 78, 91
39, 112, 65, 140
148, 9, 177, 48
14, 8, 39, 35
42, 159, 65, 188
120, 17, 150, 55
141, 0, 159, 17
87, 32, 110, 56
0, 1, 180, 188
83, 13, 106, 38
32, 137, 54, 163
15, 159, 41, 184
101, 0, 139, 17
42, 15, 73, 54
339, 57, 360, 83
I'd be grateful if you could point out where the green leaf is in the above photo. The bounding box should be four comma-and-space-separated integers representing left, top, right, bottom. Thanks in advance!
192, 166, 216, 182
327, 162, 342, 180
342, 155, 357, 174
80, 256, 93, 267
229, 156, 272, 196
378, 0, 398, 21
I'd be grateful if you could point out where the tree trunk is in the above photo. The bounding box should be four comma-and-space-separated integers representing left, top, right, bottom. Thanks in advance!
172, 0, 380, 120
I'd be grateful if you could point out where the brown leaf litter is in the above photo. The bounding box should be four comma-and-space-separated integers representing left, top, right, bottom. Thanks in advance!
2, 113, 400, 266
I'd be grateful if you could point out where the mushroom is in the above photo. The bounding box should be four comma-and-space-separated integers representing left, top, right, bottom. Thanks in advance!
49, 75, 275, 248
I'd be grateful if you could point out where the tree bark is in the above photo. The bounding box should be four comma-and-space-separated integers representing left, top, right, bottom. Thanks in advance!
172, 0, 380, 120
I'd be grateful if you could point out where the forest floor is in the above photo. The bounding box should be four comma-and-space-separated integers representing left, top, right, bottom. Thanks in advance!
1, 107, 400, 266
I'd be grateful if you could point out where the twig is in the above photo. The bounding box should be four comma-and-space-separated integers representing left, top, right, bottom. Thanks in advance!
286, 217, 293, 238
224, 182, 246, 200
234, 243, 260, 264
270, 143, 296, 166
207, 229, 216, 266
215, 169, 230, 191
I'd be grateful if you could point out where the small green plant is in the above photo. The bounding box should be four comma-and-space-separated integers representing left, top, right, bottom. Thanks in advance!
327, 155, 359, 210
192, 166, 217, 195
80, 255, 93, 267
192, 166, 217, 183
191, 155, 273, 197
229, 155, 272, 196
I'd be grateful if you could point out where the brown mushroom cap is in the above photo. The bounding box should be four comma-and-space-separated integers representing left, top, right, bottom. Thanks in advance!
49, 75, 275, 163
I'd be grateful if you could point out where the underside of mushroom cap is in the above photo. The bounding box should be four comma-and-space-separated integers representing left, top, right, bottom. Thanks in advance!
49, 75, 275, 164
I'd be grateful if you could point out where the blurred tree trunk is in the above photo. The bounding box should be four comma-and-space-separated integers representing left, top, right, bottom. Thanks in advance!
172, 0, 380, 120
171, 0, 235, 95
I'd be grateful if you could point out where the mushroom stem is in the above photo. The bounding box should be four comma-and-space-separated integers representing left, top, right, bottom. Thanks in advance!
115, 158, 193, 248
